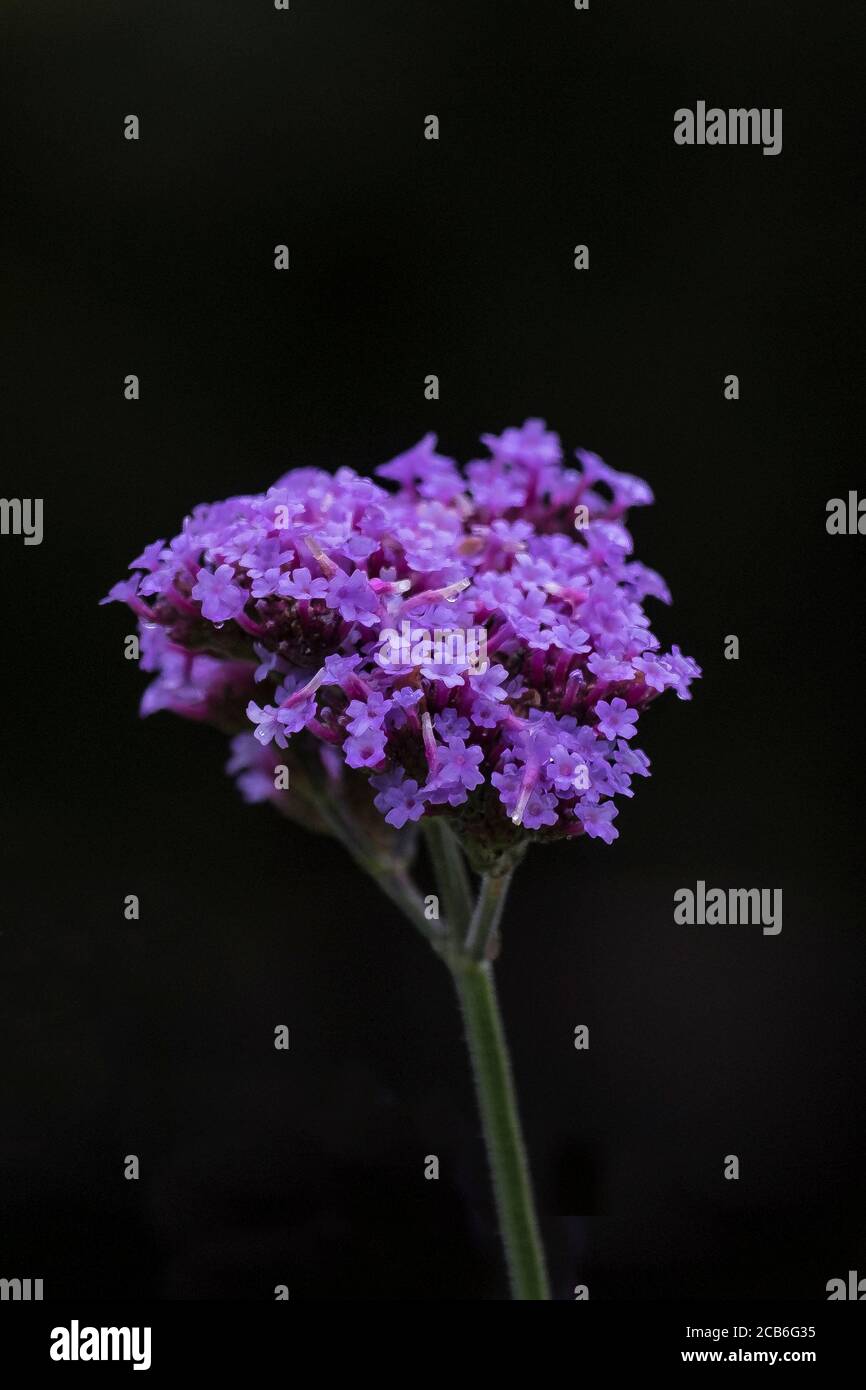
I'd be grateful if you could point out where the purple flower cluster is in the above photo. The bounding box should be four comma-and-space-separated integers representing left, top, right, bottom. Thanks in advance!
104, 422, 699, 856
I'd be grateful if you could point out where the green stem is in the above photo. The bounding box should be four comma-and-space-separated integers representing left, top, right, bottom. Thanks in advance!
465, 868, 513, 961
451, 955, 551, 1300
425, 846, 550, 1300
324, 796, 550, 1298
422, 819, 474, 944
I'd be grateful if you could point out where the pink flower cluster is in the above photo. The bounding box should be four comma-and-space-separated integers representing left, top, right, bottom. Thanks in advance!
104, 421, 699, 852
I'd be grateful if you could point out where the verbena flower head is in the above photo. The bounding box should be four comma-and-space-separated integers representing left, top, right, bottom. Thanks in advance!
103, 422, 699, 869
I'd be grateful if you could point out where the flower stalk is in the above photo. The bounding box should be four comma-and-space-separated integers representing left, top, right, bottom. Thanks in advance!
465, 866, 514, 962
420, 820, 550, 1300
451, 953, 551, 1300
422, 818, 474, 948
312, 803, 552, 1297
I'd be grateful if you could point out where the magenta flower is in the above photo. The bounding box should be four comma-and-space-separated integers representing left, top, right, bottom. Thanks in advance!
344, 729, 388, 769
104, 421, 700, 1300
246, 701, 294, 749
437, 739, 485, 792
191, 563, 246, 623
594, 696, 640, 740
278, 567, 329, 601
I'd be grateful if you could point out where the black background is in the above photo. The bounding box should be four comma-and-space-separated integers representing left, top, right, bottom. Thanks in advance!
1, 0, 864, 1300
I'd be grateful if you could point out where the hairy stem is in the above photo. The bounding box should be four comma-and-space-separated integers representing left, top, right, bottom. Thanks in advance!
465, 867, 514, 961
451, 954, 551, 1300
422, 818, 474, 944
424, 838, 551, 1299
323, 796, 549, 1297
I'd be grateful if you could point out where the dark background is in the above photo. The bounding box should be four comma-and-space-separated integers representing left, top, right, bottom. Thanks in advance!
1, 0, 864, 1300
